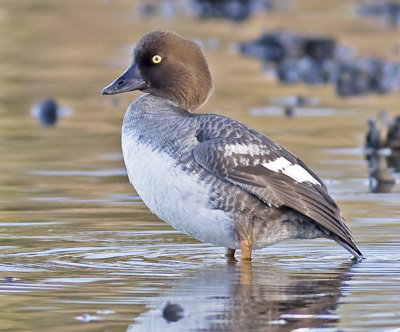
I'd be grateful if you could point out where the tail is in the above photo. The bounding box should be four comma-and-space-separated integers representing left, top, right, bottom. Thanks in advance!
330, 232, 363, 260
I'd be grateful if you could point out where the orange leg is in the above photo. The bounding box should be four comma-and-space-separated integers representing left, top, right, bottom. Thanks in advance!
240, 241, 252, 261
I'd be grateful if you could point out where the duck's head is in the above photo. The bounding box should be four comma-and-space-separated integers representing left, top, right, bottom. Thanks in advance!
102, 30, 213, 112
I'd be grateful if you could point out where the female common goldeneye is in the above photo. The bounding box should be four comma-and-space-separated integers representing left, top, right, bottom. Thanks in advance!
102, 30, 362, 261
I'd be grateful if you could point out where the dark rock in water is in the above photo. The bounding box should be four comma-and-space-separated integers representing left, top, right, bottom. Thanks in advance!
387, 150, 400, 171
137, 3, 157, 17
192, 0, 251, 21
240, 33, 286, 62
190, 0, 283, 22
240, 30, 400, 96
356, 1, 400, 28
370, 59, 400, 94
239, 32, 336, 64
387, 116, 400, 149
276, 58, 301, 83
335, 62, 372, 97
162, 302, 184, 322
31, 98, 71, 126
284, 106, 294, 117
302, 37, 337, 61
32, 99, 58, 126
366, 111, 400, 193
240, 31, 339, 86
335, 58, 400, 97
366, 111, 389, 149
239, 31, 303, 62
366, 110, 400, 150
135, 1, 182, 20
278, 57, 335, 84
134, 0, 284, 22
366, 118, 383, 150
3, 276, 18, 282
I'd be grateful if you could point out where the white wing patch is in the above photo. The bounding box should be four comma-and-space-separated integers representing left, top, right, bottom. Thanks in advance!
262, 157, 320, 185
225, 143, 263, 156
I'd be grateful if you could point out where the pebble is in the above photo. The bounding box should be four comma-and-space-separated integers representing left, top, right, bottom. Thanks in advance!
31, 99, 58, 126
162, 302, 185, 322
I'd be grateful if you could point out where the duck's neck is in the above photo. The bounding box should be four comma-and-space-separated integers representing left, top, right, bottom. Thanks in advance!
122, 94, 193, 135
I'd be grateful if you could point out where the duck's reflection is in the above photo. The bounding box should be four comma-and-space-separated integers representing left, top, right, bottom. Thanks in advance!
127, 259, 358, 331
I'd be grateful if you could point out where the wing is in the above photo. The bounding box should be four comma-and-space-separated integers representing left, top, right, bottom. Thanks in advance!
192, 115, 361, 258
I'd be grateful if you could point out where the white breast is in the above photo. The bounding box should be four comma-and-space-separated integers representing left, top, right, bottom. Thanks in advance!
121, 134, 238, 249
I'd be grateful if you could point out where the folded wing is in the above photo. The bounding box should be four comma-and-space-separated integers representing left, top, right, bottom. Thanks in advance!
192, 116, 362, 258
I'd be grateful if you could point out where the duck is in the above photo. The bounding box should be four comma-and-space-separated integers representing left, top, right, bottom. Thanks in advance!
102, 30, 362, 261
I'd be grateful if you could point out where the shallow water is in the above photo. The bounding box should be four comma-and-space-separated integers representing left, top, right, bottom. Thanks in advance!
1, 1, 400, 331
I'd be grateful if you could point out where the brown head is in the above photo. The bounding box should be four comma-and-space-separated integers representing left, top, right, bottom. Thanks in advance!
102, 30, 213, 111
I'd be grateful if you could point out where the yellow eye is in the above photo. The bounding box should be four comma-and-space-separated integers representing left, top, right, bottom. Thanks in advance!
152, 55, 162, 64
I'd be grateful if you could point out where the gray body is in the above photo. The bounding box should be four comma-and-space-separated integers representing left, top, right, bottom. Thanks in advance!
122, 94, 325, 249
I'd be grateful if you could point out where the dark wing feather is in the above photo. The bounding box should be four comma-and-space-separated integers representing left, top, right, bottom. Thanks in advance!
192, 115, 362, 258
